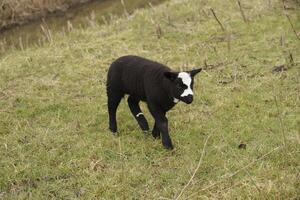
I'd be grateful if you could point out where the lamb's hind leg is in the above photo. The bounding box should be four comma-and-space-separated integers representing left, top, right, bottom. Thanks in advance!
107, 90, 123, 133
127, 96, 149, 132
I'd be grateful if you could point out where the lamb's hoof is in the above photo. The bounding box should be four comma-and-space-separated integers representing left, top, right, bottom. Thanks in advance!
152, 131, 160, 139
164, 145, 174, 150
111, 132, 118, 136
109, 127, 117, 134
152, 134, 160, 140
163, 143, 174, 150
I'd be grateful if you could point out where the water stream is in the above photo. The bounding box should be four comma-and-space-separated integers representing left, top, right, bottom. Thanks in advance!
0, 0, 166, 56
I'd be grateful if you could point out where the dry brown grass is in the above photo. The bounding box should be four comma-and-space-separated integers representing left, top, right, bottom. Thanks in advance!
0, 0, 91, 31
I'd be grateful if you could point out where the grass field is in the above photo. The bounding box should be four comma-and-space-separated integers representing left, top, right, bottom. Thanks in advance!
0, 0, 299, 199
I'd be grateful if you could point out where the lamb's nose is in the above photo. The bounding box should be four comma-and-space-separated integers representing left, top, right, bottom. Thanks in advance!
186, 95, 193, 104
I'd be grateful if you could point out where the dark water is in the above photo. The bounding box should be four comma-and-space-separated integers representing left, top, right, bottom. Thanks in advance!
0, 0, 166, 56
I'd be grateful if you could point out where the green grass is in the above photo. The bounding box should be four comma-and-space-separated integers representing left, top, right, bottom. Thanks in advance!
0, 0, 299, 199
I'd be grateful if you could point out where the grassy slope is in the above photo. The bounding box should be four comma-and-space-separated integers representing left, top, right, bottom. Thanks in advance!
0, 0, 299, 199
0, 0, 90, 30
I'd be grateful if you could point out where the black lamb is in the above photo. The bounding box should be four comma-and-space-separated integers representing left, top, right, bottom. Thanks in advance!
106, 55, 202, 149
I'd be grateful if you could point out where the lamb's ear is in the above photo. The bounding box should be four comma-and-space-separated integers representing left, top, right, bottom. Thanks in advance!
164, 72, 178, 81
189, 68, 202, 77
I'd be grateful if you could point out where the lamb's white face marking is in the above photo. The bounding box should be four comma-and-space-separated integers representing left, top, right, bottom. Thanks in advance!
178, 72, 193, 97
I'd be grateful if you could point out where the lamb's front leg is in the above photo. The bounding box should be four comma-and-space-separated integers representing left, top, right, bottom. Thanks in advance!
152, 122, 160, 139
148, 104, 173, 149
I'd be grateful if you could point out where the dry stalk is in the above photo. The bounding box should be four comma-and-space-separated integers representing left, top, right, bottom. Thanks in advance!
210, 8, 229, 52
19, 36, 24, 51
102, 16, 108, 25
121, 0, 129, 17
273, 88, 287, 147
148, 2, 154, 9
280, 34, 284, 46
244, 170, 263, 195
174, 134, 211, 200
227, 37, 231, 51
281, 0, 286, 9
288, 52, 294, 65
40, 19, 52, 43
187, 146, 281, 199
156, 24, 163, 39
237, 0, 248, 23
210, 8, 225, 31
219, 134, 266, 199
285, 14, 299, 40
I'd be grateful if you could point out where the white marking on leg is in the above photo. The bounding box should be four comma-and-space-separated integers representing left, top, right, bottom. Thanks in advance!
173, 98, 179, 103
178, 72, 193, 97
136, 112, 143, 117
